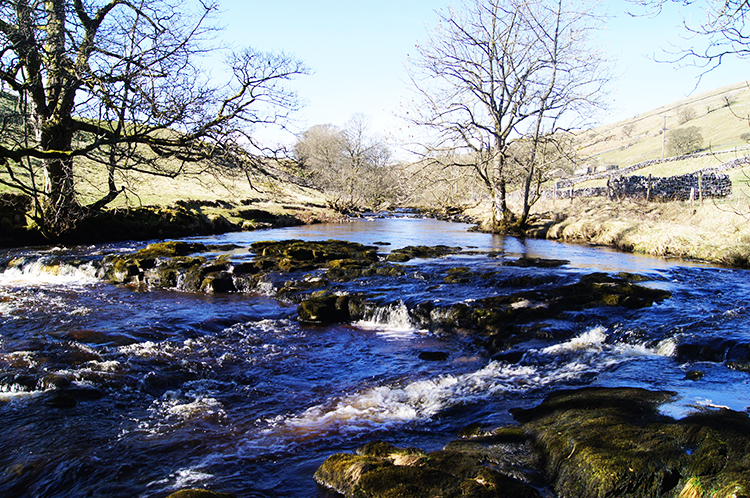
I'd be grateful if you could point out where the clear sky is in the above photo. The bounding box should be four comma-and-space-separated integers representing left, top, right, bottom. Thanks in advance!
205, 0, 748, 148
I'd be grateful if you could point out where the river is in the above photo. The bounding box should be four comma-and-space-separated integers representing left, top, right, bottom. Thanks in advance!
1, 216, 749, 497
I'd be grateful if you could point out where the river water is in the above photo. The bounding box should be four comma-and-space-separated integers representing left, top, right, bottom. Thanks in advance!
1, 216, 749, 497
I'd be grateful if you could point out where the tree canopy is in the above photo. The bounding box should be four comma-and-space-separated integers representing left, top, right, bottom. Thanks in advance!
293, 114, 395, 212
0, 0, 307, 236
406, 0, 609, 229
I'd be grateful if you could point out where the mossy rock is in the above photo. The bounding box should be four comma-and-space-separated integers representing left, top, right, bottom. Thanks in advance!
200, 271, 236, 293
166, 490, 236, 498
250, 239, 379, 273
297, 294, 352, 323
386, 245, 462, 262
445, 266, 474, 284
319, 388, 750, 498
134, 241, 207, 258
314, 441, 540, 498
511, 387, 750, 498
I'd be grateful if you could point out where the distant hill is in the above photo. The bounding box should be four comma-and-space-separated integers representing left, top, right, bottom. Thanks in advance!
575, 81, 750, 171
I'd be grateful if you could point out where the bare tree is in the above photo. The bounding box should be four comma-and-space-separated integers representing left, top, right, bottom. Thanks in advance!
0, 0, 308, 237
632, 0, 750, 72
293, 114, 395, 212
405, 0, 608, 230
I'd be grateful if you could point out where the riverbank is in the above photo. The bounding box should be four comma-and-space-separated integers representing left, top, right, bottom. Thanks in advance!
0, 186, 343, 248
467, 198, 750, 268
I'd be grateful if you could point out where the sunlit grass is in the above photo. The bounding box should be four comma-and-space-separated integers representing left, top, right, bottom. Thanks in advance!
527, 197, 750, 266
577, 81, 750, 168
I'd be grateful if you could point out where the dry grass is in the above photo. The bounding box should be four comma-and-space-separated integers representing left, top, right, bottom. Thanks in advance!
526, 197, 750, 267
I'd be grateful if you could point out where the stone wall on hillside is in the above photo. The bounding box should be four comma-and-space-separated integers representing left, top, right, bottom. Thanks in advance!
610, 172, 732, 201
544, 154, 748, 201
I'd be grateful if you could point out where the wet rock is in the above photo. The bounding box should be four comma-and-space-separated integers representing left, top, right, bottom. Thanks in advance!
414, 273, 671, 355
297, 294, 352, 323
200, 271, 236, 293
727, 361, 750, 372
166, 489, 236, 498
251, 239, 379, 271
418, 351, 450, 361
314, 440, 540, 498
102, 241, 208, 287
511, 387, 750, 498
40, 374, 72, 390
504, 257, 569, 268
318, 387, 750, 498
386, 245, 462, 262
684, 369, 705, 381
444, 266, 473, 284
135, 241, 207, 258
675, 337, 750, 366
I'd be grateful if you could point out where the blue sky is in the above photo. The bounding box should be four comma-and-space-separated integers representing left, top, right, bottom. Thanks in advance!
207, 0, 748, 147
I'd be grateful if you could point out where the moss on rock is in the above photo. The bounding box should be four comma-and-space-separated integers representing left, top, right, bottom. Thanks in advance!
297, 293, 353, 323
166, 489, 236, 498
314, 440, 540, 498
386, 245, 462, 262
317, 388, 750, 498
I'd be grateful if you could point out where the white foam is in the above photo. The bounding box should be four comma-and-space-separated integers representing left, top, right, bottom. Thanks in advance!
148, 467, 213, 492
0, 383, 45, 402
541, 326, 607, 354
261, 359, 589, 442
0, 258, 99, 286
354, 301, 426, 340
259, 326, 674, 442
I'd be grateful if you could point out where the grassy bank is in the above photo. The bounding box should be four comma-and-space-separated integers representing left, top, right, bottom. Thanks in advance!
0, 161, 343, 247
520, 197, 750, 267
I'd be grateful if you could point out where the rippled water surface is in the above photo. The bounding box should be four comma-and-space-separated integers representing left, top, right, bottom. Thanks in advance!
1, 216, 749, 497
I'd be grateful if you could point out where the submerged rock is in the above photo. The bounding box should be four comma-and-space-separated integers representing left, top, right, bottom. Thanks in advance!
316, 387, 750, 498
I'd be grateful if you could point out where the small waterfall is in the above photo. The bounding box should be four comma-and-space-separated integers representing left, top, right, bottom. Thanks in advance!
0, 256, 100, 286
354, 301, 425, 339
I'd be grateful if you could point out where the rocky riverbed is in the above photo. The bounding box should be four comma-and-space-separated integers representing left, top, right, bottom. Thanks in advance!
3, 222, 749, 498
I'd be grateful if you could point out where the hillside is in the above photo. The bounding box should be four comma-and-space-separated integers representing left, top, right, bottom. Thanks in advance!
576, 80, 750, 169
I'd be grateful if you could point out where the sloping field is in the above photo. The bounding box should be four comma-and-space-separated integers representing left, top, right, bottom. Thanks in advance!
576, 81, 750, 169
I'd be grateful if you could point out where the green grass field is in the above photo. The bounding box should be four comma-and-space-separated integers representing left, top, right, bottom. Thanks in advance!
576, 81, 750, 169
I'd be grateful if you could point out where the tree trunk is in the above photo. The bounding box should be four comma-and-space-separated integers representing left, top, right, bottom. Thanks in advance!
41, 122, 79, 235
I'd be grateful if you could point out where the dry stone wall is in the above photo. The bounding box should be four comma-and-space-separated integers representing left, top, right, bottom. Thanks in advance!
610, 172, 732, 201
546, 153, 748, 201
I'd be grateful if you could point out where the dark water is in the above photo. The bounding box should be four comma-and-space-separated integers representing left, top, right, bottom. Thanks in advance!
1, 217, 749, 497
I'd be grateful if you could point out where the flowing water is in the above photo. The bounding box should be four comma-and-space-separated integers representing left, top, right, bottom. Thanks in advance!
1, 216, 749, 497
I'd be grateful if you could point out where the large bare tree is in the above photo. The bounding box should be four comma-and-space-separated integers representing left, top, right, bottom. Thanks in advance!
0, 0, 307, 236
406, 0, 608, 229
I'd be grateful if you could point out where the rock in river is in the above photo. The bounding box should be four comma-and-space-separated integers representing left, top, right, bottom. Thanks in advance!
315, 387, 750, 498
